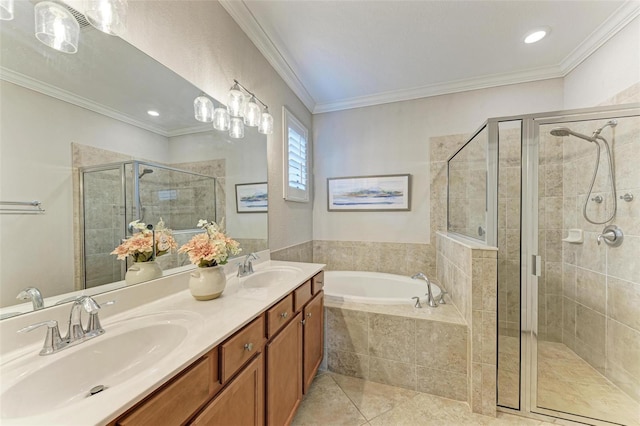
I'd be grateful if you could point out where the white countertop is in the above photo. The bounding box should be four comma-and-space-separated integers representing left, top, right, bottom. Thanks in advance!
0, 259, 325, 425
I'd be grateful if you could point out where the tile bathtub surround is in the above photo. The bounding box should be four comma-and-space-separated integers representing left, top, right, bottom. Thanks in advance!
324, 301, 469, 403
271, 241, 313, 263
435, 232, 498, 416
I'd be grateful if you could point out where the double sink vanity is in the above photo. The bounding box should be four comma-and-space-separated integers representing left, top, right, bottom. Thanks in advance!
0, 257, 325, 425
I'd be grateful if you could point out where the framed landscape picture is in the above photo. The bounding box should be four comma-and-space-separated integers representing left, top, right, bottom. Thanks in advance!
236, 182, 268, 213
327, 174, 411, 212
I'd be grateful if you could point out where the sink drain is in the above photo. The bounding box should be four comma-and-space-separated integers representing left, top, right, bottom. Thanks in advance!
89, 385, 105, 396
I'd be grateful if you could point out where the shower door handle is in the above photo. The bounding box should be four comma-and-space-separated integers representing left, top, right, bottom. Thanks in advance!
531, 255, 541, 277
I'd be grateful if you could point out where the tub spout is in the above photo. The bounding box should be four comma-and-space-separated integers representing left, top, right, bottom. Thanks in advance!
411, 273, 438, 308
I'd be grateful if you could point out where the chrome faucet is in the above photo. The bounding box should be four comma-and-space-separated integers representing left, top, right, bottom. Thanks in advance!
16, 287, 44, 311
237, 253, 259, 277
67, 296, 101, 343
411, 273, 438, 308
18, 296, 113, 356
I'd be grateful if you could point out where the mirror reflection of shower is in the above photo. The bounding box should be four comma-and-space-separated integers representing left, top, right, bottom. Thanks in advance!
137, 168, 154, 222
550, 120, 617, 224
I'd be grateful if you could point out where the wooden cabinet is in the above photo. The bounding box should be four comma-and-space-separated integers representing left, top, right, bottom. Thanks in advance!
112, 270, 324, 426
266, 312, 303, 425
191, 354, 264, 426
303, 291, 324, 394
116, 350, 219, 426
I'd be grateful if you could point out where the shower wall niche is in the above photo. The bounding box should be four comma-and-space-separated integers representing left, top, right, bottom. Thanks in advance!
80, 160, 221, 289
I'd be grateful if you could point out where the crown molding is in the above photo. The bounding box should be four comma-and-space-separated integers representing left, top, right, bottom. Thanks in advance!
313, 65, 564, 114
559, 0, 640, 75
0, 67, 170, 137
218, 0, 316, 113
167, 124, 213, 138
222, 0, 638, 115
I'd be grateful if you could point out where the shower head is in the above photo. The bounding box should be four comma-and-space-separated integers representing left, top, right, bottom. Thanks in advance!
549, 127, 596, 143
138, 168, 154, 179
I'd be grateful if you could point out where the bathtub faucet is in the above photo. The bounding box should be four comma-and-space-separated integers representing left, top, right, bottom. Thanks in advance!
411, 273, 438, 308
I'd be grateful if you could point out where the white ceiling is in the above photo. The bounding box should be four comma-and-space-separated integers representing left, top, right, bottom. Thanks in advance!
221, 0, 640, 113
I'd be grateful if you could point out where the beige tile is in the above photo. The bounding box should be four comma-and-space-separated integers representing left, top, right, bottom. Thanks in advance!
330, 373, 418, 421
575, 267, 606, 314
368, 357, 416, 391
416, 319, 467, 374
368, 314, 415, 363
291, 374, 367, 426
608, 235, 640, 284
607, 319, 640, 382
328, 349, 369, 379
326, 307, 369, 354
608, 277, 640, 332
416, 365, 467, 402
481, 311, 497, 365
575, 304, 605, 357
471, 362, 483, 413
481, 364, 497, 416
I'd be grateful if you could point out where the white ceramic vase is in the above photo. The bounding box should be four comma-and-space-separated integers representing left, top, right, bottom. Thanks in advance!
189, 265, 227, 301
125, 260, 163, 285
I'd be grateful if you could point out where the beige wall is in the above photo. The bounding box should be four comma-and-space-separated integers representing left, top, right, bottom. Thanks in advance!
115, 0, 314, 252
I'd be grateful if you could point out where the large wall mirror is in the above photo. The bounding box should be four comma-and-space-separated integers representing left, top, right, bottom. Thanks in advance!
0, 0, 268, 318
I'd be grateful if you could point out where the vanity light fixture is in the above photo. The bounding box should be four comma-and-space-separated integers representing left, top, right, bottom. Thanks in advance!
223, 79, 274, 136
34, 1, 79, 54
84, 0, 127, 36
0, 0, 14, 20
524, 27, 549, 44
194, 94, 214, 123
213, 107, 230, 131
229, 117, 244, 139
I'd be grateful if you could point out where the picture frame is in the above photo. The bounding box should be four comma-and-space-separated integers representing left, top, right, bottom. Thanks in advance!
235, 182, 268, 213
327, 174, 411, 212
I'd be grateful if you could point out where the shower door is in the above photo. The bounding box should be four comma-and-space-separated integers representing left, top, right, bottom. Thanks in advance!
524, 108, 640, 425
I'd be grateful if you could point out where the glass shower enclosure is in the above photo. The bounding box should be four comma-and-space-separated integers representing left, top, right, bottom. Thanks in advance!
80, 160, 218, 289
448, 103, 640, 425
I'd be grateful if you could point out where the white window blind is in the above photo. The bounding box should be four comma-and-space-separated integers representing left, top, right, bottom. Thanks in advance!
283, 107, 310, 202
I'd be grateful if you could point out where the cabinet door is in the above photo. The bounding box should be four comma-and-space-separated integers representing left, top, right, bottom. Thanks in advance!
266, 312, 303, 426
191, 354, 264, 426
303, 291, 324, 394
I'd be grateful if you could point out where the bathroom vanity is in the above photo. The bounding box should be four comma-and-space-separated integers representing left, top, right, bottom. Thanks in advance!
0, 260, 324, 426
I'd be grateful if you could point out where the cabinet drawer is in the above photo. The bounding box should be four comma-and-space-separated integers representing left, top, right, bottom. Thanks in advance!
117, 353, 214, 426
312, 271, 324, 295
267, 294, 293, 338
294, 281, 312, 313
221, 315, 266, 383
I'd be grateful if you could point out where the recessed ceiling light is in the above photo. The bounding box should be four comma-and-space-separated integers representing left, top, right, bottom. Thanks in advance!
147, 110, 160, 117
524, 28, 549, 44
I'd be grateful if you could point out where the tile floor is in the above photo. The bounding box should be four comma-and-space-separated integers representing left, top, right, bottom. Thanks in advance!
292, 371, 558, 426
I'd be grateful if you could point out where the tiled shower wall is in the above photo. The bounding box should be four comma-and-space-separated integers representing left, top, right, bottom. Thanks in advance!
556, 112, 640, 402
73, 144, 224, 289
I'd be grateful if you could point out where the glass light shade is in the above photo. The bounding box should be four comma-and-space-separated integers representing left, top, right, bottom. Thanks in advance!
258, 110, 274, 135
243, 96, 261, 127
34, 2, 79, 54
194, 95, 214, 122
227, 85, 245, 117
0, 0, 14, 20
229, 117, 244, 139
84, 0, 127, 36
212, 107, 230, 131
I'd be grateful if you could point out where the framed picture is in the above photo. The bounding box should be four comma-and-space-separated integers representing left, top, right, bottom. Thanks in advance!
327, 174, 411, 212
236, 182, 268, 213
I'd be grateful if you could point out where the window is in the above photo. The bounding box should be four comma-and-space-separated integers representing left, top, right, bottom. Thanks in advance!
283, 107, 310, 202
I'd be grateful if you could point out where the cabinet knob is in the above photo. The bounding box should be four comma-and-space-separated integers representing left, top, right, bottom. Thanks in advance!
307, 312, 312, 318
244, 343, 254, 352
280, 311, 288, 319
301, 319, 306, 325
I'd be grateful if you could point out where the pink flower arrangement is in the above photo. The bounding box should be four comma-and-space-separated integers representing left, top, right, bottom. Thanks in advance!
111, 219, 177, 263
179, 219, 241, 268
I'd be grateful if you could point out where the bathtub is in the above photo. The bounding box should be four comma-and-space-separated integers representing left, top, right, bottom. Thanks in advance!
323, 271, 442, 305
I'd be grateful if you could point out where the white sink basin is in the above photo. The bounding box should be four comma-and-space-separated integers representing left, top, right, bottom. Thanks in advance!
242, 266, 302, 288
1, 311, 200, 420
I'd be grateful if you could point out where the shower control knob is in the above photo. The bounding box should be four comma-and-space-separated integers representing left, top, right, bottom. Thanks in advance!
591, 195, 603, 204
620, 193, 634, 202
